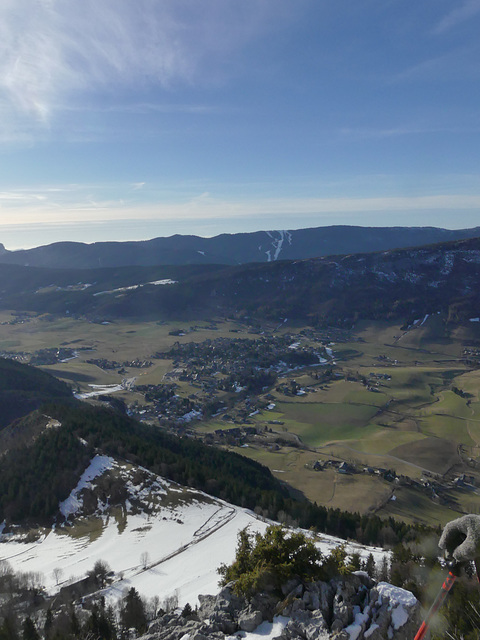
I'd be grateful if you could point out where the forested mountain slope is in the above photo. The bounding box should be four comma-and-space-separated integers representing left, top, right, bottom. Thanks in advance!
0, 358, 71, 428
1, 236, 479, 325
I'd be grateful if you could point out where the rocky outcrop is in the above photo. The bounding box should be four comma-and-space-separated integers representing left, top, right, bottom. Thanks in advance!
138, 573, 421, 640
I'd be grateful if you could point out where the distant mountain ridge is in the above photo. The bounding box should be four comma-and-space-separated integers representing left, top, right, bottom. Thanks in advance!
2, 225, 480, 268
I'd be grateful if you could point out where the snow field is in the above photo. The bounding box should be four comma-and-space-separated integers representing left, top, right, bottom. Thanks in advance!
0, 455, 389, 610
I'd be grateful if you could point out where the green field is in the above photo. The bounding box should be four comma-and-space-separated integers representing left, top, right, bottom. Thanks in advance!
379, 486, 463, 527
256, 401, 380, 447
228, 444, 395, 515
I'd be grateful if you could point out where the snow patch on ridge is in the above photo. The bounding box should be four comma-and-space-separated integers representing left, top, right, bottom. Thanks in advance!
74, 383, 124, 399
226, 616, 290, 640
59, 455, 115, 519
376, 582, 417, 608
94, 279, 176, 296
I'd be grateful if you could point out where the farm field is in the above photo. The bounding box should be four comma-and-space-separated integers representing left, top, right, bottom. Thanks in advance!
229, 443, 395, 515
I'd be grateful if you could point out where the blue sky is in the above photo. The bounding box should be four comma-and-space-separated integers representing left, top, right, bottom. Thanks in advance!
1, 0, 480, 249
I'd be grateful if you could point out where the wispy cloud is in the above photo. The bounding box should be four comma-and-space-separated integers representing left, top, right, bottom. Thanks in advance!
340, 124, 480, 139
61, 103, 227, 115
0, 1, 288, 139
433, 0, 480, 35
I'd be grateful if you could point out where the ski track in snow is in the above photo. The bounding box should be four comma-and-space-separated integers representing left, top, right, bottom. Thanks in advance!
264, 230, 292, 261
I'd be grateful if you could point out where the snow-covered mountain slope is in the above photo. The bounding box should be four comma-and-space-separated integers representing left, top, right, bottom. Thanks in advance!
0, 455, 387, 608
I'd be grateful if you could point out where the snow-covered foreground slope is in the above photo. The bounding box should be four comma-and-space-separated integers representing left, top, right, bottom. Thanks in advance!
0, 455, 388, 608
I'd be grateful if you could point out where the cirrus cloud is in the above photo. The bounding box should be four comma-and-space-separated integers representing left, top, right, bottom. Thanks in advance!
0, 0, 290, 135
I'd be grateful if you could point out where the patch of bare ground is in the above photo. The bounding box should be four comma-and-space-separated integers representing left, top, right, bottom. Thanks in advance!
389, 436, 459, 475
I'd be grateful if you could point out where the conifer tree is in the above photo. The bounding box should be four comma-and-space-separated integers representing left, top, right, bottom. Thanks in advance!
21, 618, 39, 640
120, 587, 147, 634
364, 553, 376, 578
43, 608, 53, 640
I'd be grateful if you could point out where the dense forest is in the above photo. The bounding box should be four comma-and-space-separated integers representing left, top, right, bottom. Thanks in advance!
0, 358, 71, 428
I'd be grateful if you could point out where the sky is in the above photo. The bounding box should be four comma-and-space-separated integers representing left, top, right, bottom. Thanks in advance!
1, 0, 480, 249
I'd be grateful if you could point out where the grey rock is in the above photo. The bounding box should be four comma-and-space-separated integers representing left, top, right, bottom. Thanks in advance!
197, 584, 245, 634
283, 609, 311, 639
281, 596, 306, 618
292, 598, 306, 613
197, 594, 216, 618
281, 578, 302, 596
307, 591, 320, 611
138, 574, 420, 640
332, 595, 352, 629
331, 575, 368, 629
250, 591, 278, 621
305, 610, 329, 639
361, 601, 391, 640
238, 608, 263, 632
317, 581, 334, 624
352, 571, 375, 589
282, 609, 328, 640
209, 610, 237, 634
331, 617, 345, 633
365, 583, 421, 640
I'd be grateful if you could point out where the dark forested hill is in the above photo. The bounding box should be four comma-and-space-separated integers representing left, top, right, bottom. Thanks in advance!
2, 236, 480, 326
0, 358, 72, 429
1, 225, 479, 268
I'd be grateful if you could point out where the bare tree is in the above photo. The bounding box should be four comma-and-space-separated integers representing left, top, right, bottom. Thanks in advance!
52, 567, 63, 586
149, 595, 160, 619
140, 551, 150, 570
0, 559, 15, 595
162, 591, 179, 613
